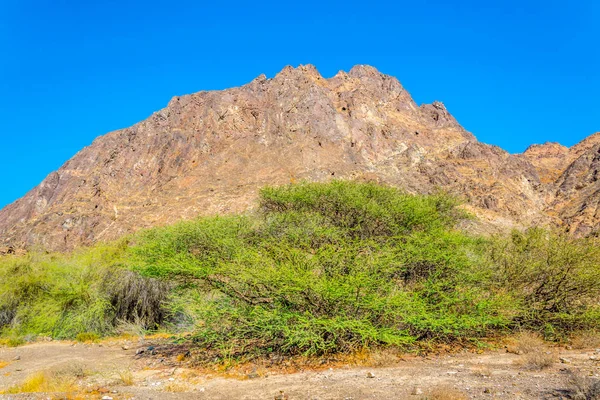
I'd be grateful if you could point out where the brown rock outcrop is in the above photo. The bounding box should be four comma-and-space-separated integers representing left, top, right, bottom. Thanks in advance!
0, 65, 598, 251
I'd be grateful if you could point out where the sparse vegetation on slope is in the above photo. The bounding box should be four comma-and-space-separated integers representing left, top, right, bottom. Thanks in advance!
1, 181, 600, 361
0, 242, 169, 339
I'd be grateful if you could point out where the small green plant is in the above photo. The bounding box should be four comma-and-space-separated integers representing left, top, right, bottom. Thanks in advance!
75, 332, 100, 343
0, 336, 26, 347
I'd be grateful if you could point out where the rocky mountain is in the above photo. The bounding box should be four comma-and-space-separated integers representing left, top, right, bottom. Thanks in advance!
1, 64, 598, 252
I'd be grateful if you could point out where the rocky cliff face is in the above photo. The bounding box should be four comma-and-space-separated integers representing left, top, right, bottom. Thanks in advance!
1, 65, 598, 251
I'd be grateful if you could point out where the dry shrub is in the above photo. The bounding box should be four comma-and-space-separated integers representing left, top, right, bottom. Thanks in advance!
521, 351, 556, 370
513, 331, 545, 354
107, 270, 171, 330
564, 370, 600, 399
509, 332, 556, 370
368, 348, 402, 366
426, 386, 468, 400
571, 331, 600, 350
51, 363, 88, 380
163, 381, 190, 392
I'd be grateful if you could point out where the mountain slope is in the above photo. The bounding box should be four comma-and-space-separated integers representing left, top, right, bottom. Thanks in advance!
0, 65, 597, 251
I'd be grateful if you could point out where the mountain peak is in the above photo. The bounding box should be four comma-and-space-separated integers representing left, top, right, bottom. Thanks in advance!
348, 64, 382, 78
274, 64, 323, 80
1, 65, 599, 251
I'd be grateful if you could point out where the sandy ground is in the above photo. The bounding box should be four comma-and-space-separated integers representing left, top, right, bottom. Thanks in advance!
1, 339, 598, 399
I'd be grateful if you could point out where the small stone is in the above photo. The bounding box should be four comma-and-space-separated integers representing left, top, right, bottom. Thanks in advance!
136, 348, 145, 355
590, 356, 598, 361
101, 397, 113, 400
12, 355, 20, 361
411, 387, 423, 395
560, 357, 572, 364
122, 345, 129, 350
274, 390, 289, 400
366, 372, 375, 378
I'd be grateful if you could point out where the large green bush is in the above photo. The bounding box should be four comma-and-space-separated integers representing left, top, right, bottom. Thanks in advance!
2, 181, 600, 358
130, 181, 510, 358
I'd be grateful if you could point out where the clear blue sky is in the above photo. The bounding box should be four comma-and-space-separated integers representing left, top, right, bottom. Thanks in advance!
0, 0, 598, 209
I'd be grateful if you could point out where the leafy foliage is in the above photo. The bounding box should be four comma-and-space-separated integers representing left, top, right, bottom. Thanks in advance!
2, 181, 600, 358
130, 181, 508, 358
0, 241, 169, 339
488, 228, 600, 333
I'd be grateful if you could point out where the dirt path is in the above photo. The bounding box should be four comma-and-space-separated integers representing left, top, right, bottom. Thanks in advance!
1, 340, 598, 399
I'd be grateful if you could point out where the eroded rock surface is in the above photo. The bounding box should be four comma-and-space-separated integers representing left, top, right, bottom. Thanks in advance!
1, 65, 598, 250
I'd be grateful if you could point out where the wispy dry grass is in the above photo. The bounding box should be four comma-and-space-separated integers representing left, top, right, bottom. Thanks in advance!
117, 368, 134, 386
512, 332, 545, 354
570, 330, 600, 350
426, 385, 468, 400
163, 381, 190, 392
521, 351, 556, 370
0, 369, 83, 394
509, 332, 556, 370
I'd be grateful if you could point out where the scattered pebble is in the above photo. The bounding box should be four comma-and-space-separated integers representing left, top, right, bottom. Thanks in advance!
560, 357, 572, 364
366, 372, 375, 378
274, 390, 289, 400
411, 387, 423, 395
